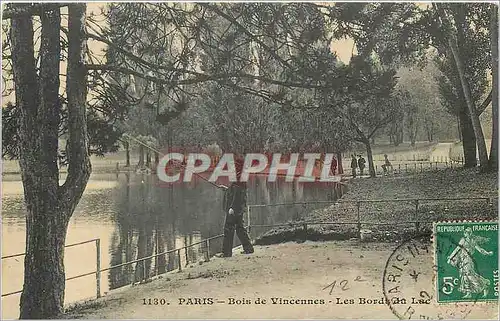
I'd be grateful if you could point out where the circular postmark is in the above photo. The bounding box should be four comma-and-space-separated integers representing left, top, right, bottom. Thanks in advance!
382, 233, 483, 320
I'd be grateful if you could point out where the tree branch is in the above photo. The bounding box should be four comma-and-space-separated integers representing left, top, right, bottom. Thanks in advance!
59, 3, 91, 218
477, 89, 492, 115
85, 31, 194, 76
85, 63, 326, 89
203, 3, 295, 71
346, 111, 368, 143
368, 115, 394, 138
2, 3, 68, 20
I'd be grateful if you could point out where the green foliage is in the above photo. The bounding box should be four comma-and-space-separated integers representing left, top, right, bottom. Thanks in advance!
430, 3, 491, 115
86, 110, 122, 157
329, 3, 432, 67
6, 2, 492, 161
331, 56, 399, 144
390, 63, 458, 143
2, 100, 122, 161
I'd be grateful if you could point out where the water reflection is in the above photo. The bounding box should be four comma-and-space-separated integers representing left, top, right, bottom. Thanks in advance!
107, 173, 342, 290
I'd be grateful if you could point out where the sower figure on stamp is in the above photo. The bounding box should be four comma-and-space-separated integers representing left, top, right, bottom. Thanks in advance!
217, 156, 254, 257
447, 227, 493, 298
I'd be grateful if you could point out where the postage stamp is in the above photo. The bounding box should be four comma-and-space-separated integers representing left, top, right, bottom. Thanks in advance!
434, 221, 499, 303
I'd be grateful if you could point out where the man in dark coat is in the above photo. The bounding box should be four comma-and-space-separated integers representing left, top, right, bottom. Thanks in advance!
218, 156, 254, 257
358, 155, 366, 176
350, 154, 358, 178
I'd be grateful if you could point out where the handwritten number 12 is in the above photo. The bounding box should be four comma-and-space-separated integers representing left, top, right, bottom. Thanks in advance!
322, 280, 349, 294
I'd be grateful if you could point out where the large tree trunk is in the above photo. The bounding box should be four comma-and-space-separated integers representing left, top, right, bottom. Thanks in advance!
336, 152, 343, 174
456, 114, 462, 141
489, 5, 498, 170
14, 8, 65, 318
407, 108, 418, 147
458, 106, 477, 167
146, 151, 151, 168
425, 121, 434, 142
154, 152, 159, 166
138, 145, 145, 167
436, 4, 489, 170
364, 140, 376, 178
12, 4, 91, 319
390, 120, 404, 146
156, 229, 167, 274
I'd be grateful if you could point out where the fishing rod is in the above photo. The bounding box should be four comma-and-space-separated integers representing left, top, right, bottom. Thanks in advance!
122, 133, 345, 187
122, 133, 222, 188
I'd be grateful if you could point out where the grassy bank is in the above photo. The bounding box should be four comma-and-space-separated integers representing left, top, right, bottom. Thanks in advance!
255, 168, 498, 244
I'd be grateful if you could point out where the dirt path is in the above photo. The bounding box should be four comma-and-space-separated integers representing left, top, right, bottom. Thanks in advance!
64, 241, 498, 320
429, 142, 454, 161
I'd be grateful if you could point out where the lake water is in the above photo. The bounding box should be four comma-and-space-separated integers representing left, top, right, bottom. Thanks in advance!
1, 172, 341, 319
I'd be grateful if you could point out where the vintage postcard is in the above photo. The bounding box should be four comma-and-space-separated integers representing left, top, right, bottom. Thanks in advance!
1, 1, 499, 320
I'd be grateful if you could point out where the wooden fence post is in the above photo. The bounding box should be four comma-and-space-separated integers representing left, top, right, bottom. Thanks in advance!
95, 239, 101, 299
177, 249, 182, 271
357, 202, 361, 238
414, 200, 420, 232
205, 239, 210, 262
247, 205, 251, 234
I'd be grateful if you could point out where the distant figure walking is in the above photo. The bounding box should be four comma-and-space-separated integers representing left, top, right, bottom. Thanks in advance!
358, 155, 366, 176
350, 155, 358, 178
218, 157, 254, 257
382, 154, 392, 175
